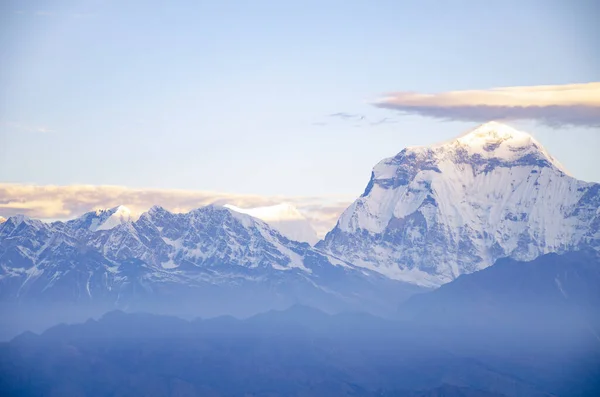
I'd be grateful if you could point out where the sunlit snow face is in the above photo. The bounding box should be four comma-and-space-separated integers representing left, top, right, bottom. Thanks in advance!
223, 203, 305, 222
326, 121, 594, 287
224, 203, 319, 245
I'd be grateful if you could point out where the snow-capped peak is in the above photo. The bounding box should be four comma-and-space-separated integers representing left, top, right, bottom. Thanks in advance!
5, 214, 33, 226
0, 216, 6, 224
0, 214, 47, 233
224, 203, 319, 245
70, 205, 133, 232
404, 121, 570, 176
94, 205, 132, 231
320, 121, 598, 287
455, 121, 532, 146
478, 122, 569, 175
457, 122, 569, 175
224, 203, 304, 222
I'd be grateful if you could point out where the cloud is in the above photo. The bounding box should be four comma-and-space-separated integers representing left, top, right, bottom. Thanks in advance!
3, 122, 53, 133
0, 184, 352, 238
319, 113, 398, 127
329, 112, 366, 121
370, 117, 397, 126
373, 82, 600, 128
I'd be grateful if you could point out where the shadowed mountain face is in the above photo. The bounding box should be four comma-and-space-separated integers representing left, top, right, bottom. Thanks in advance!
395, 250, 600, 397
1, 302, 598, 397
399, 249, 600, 333
1, 253, 599, 396
4, 248, 600, 397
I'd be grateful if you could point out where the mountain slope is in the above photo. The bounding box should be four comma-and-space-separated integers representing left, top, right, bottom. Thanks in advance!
318, 122, 600, 286
224, 203, 319, 245
0, 205, 422, 339
399, 249, 600, 332
65, 205, 132, 233
397, 250, 600, 397
0, 308, 560, 397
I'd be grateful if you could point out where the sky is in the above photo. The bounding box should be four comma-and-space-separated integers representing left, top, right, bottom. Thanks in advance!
0, 0, 599, 231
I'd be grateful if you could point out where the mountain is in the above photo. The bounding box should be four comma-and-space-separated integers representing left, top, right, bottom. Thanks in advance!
397, 250, 600, 397
224, 203, 319, 245
318, 122, 600, 287
399, 249, 600, 333
0, 204, 421, 339
0, 308, 567, 397
0, 216, 6, 224
65, 205, 132, 232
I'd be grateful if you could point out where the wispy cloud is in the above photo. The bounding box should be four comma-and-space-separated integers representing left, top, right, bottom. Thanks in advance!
0, 184, 352, 238
2, 122, 53, 133
317, 113, 398, 127
373, 82, 600, 128
369, 117, 397, 126
329, 112, 366, 121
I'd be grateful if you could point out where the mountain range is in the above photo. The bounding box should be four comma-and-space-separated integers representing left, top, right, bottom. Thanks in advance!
1, 121, 600, 396
0, 203, 419, 339
3, 271, 599, 397
1, 121, 599, 338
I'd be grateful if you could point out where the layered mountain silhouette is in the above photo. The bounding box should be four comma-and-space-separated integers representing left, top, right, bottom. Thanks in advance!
1, 122, 598, 347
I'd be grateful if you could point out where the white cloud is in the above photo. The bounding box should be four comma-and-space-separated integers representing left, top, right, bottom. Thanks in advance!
0, 184, 352, 238
373, 82, 600, 127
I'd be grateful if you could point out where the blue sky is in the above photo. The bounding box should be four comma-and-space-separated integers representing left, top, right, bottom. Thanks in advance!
1, 0, 599, 204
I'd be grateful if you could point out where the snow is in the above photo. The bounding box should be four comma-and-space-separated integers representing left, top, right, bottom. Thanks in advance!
95, 205, 132, 231
224, 203, 319, 245
223, 206, 256, 229
86, 272, 93, 298
7, 214, 31, 227
555, 276, 568, 298
161, 259, 179, 269
350, 256, 441, 288
225, 203, 305, 221
340, 122, 580, 236
325, 121, 599, 286
163, 236, 183, 250
5, 120, 597, 295
219, 206, 310, 271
